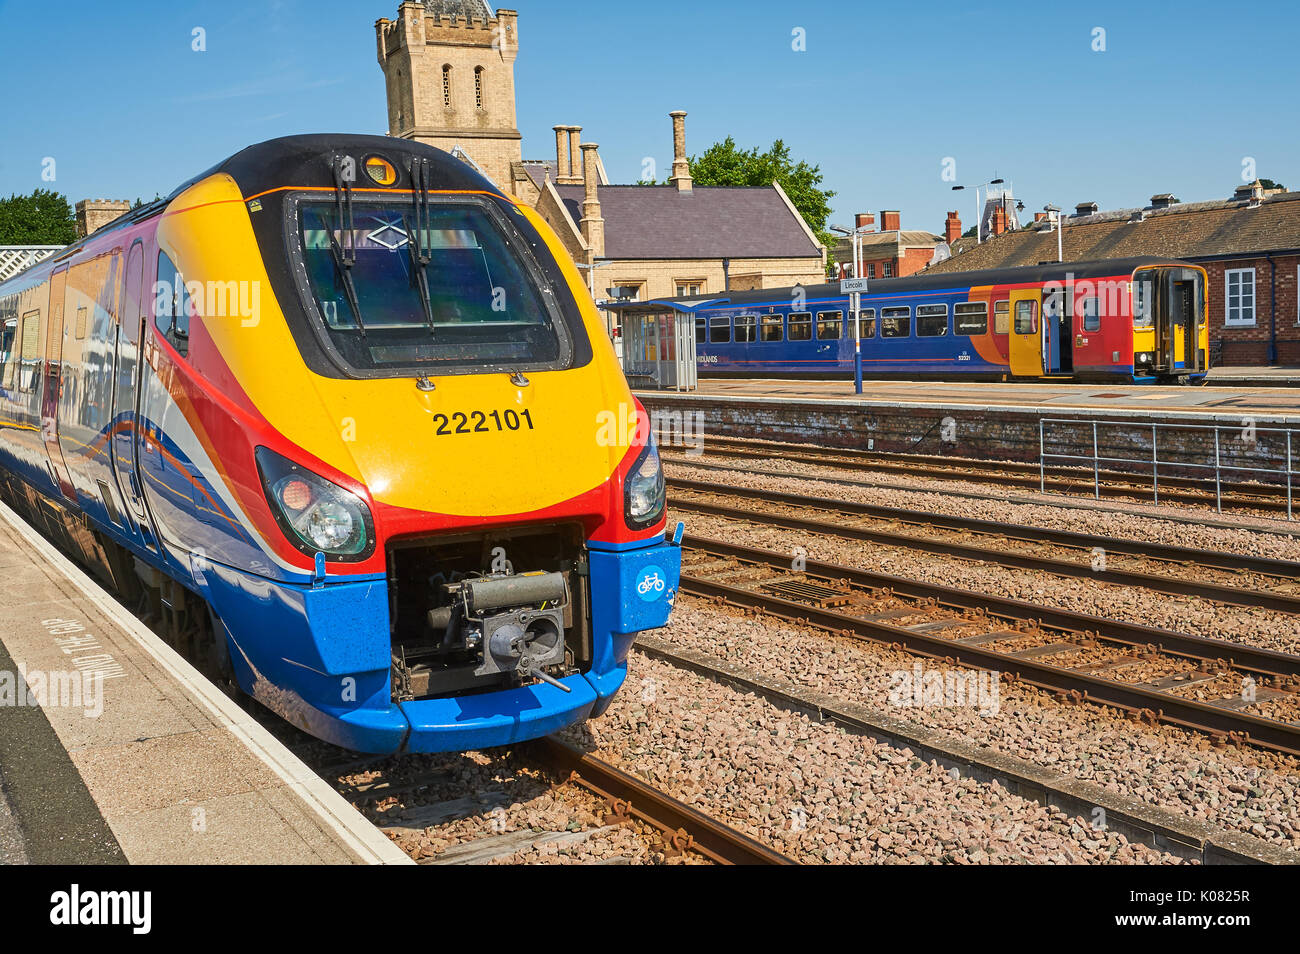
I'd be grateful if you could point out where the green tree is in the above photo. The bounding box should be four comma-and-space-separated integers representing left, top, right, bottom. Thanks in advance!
1260, 178, 1287, 192
0, 189, 76, 245
688, 137, 837, 249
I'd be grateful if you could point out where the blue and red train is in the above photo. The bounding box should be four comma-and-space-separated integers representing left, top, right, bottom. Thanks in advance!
664, 257, 1208, 383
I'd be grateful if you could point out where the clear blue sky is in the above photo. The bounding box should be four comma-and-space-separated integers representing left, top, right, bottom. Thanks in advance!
1, 0, 1297, 235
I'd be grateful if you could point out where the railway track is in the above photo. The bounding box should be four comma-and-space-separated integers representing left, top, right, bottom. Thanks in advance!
666, 476, 1300, 614
310, 736, 795, 866
679, 534, 1300, 758
670, 435, 1294, 517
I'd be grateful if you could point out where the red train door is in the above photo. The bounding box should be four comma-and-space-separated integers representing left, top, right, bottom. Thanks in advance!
42, 267, 76, 499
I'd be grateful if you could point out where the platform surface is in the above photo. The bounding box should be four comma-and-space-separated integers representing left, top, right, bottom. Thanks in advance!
0, 501, 410, 866
647, 377, 1300, 420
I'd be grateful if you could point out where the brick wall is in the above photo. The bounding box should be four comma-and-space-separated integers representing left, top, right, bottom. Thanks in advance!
1201, 254, 1300, 365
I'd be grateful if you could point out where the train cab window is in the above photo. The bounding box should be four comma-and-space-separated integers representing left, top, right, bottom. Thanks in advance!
709, 315, 731, 343
1132, 278, 1154, 329
1014, 300, 1038, 335
880, 306, 910, 338
760, 314, 784, 342
734, 314, 757, 343
155, 252, 191, 358
788, 312, 812, 341
955, 302, 988, 336
817, 310, 843, 339
1080, 297, 1101, 333
916, 304, 948, 337
859, 308, 876, 339
993, 300, 1010, 335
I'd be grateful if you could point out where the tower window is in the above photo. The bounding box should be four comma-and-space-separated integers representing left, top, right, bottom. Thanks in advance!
474, 67, 484, 109
442, 65, 452, 108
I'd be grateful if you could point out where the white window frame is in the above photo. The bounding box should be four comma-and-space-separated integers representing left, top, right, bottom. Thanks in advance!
1224, 267, 1256, 327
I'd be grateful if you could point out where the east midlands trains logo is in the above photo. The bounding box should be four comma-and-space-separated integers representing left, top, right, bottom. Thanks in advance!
636, 565, 668, 602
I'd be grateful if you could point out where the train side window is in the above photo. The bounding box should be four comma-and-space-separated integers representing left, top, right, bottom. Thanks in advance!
708, 314, 731, 343
1081, 297, 1101, 332
916, 304, 948, 337
74, 306, 88, 340
880, 306, 910, 338
18, 310, 41, 392
0, 312, 16, 391
695, 317, 706, 342
1014, 300, 1038, 334
955, 302, 988, 336
788, 311, 812, 341
859, 308, 876, 339
993, 300, 1010, 335
816, 310, 842, 340
155, 252, 191, 357
760, 314, 783, 342
734, 314, 757, 343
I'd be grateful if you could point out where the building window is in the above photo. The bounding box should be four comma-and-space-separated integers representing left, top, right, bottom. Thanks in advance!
816, 310, 842, 339
882, 262, 893, 278
474, 67, 484, 109
1225, 268, 1256, 326
955, 302, 988, 336
788, 311, 813, 341
442, 65, 453, 108
866, 263, 876, 279
880, 306, 910, 337
734, 314, 756, 343
760, 314, 783, 342
675, 281, 704, 297
993, 300, 1010, 335
916, 304, 948, 337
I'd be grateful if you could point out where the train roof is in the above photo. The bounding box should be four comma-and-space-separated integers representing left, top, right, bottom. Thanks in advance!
616, 255, 1198, 313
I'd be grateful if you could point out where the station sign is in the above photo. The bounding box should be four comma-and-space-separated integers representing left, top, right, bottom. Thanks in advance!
840, 278, 870, 294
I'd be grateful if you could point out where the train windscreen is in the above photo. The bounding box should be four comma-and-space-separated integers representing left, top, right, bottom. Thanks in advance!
295, 197, 565, 373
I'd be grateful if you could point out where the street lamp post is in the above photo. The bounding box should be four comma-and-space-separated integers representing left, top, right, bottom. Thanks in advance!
1043, 205, 1063, 262
951, 177, 1006, 244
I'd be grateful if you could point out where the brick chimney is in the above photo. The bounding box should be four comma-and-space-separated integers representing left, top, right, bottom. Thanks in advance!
879, 210, 901, 233
1033, 212, 1049, 224
990, 204, 1009, 236
855, 213, 875, 231
579, 142, 605, 258
553, 126, 581, 185
75, 199, 131, 239
943, 211, 961, 245
669, 110, 693, 194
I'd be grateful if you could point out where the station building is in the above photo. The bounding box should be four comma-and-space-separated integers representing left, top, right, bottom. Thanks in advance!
375, 0, 827, 310
926, 182, 1300, 367
831, 211, 963, 281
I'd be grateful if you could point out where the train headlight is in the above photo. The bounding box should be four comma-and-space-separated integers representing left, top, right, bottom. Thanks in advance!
625, 436, 665, 530
255, 447, 375, 560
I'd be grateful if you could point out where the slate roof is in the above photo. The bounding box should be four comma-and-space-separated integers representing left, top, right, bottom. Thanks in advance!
552, 184, 823, 260
926, 190, 1300, 274
423, 0, 493, 20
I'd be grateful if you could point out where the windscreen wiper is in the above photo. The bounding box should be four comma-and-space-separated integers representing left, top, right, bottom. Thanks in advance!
328, 157, 367, 337
406, 156, 437, 336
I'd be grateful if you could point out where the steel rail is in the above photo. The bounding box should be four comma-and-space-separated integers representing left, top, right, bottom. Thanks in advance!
667, 477, 1300, 613
526, 736, 798, 866
680, 536, 1300, 758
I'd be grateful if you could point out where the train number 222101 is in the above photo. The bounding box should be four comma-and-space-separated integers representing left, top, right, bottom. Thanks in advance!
433, 409, 536, 436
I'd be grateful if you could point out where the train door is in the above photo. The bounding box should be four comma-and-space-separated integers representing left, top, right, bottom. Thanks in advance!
1042, 286, 1073, 375
41, 267, 75, 499
110, 241, 157, 547
1008, 287, 1042, 377
1170, 277, 1197, 371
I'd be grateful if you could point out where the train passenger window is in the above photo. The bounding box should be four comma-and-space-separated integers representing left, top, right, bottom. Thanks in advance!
74, 306, 88, 340
1080, 297, 1101, 332
0, 313, 16, 391
916, 304, 948, 337
817, 311, 842, 339
695, 317, 706, 342
880, 306, 910, 338
1014, 300, 1038, 334
955, 302, 988, 336
788, 312, 812, 341
760, 314, 783, 342
993, 300, 1010, 335
709, 315, 731, 343
154, 252, 191, 358
18, 311, 41, 392
734, 314, 757, 343
859, 308, 876, 339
